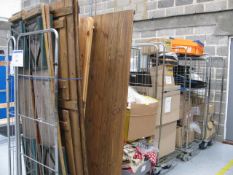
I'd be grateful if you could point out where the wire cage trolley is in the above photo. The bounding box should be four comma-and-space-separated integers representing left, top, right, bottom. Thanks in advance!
7, 28, 60, 175
124, 42, 179, 175
174, 54, 225, 160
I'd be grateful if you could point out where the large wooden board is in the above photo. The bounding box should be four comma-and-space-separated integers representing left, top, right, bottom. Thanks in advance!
85, 10, 134, 175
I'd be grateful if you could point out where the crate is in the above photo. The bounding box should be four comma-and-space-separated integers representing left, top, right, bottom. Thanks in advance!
171, 39, 204, 56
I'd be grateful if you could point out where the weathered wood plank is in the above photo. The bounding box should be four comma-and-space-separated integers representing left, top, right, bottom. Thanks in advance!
85, 10, 134, 175
57, 17, 70, 100
22, 5, 41, 20
79, 16, 94, 113
41, 4, 67, 174
53, 6, 73, 18
63, 0, 84, 174
60, 110, 76, 175
73, 1, 89, 174
54, 18, 65, 29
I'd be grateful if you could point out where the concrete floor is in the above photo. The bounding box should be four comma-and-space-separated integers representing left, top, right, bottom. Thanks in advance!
0, 135, 233, 175
167, 142, 233, 175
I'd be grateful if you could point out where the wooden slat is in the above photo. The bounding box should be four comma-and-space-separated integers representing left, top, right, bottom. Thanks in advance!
58, 17, 70, 100
63, 0, 84, 174
9, 11, 23, 22
41, 4, 67, 175
53, 6, 73, 18
54, 18, 65, 29
22, 5, 41, 20
79, 16, 94, 113
73, 1, 89, 174
59, 100, 78, 110
60, 110, 76, 175
85, 10, 134, 175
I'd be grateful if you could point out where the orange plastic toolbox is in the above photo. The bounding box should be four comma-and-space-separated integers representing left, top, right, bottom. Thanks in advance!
171, 38, 204, 56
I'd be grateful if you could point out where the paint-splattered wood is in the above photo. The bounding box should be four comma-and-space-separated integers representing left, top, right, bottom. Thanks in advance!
79, 16, 94, 113
85, 10, 134, 175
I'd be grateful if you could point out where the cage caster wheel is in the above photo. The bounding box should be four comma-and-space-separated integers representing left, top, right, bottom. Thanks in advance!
199, 141, 208, 150
181, 154, 191, 162
161, 164, 172, 170
207, 140, 213, 146
152, 167, 161, 175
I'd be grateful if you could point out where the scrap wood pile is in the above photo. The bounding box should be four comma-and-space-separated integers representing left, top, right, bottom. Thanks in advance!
9, 0, 134, 175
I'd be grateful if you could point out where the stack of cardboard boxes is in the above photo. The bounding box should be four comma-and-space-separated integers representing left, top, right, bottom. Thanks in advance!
132, 65, 181, 157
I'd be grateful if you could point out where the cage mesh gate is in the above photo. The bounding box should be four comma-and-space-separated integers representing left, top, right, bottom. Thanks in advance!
7, 28, 59, 175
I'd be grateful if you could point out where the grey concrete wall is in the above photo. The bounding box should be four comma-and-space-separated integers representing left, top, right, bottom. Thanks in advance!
0, 22, 11, 54
22, 0, 233, 21
78, 0, 233, 21
133, 11, 231, 140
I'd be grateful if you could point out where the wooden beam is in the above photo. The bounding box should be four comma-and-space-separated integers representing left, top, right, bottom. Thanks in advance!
85, 10, 134, 175
53, 6, 73, 18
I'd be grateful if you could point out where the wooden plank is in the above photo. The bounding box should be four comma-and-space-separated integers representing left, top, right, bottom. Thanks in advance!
9, 11, 23, 22
60, 110, 76, 175
72, 1, 89, 174
223, 140, 233, 146
58, 17, 70, 100
41, 4, 67, 175
59, 100, 78, 110
85, 11, 134, 175
63, 0, 84, 174
22, 5, 41, 20
49, 1, 64, 12
54, 18, 65, 29
79, 16, 94, 113
53, 6, 73, 18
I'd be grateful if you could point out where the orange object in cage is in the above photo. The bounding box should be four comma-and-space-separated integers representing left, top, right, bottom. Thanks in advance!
171, 38, 204, 56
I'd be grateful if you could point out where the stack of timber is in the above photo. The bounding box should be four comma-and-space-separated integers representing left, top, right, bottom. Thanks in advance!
9, 0, 134, 174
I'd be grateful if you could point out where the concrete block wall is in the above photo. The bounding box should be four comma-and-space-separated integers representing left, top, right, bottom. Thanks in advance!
0, 24, 11, 54
79, 0, 233, 21
133, 17, 229, 140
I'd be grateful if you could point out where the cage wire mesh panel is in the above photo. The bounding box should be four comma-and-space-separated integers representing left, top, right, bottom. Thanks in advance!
7, 36, 17, 175
15, 29, 59, 175
207, 57, 225, 141
129, 43, 179, 163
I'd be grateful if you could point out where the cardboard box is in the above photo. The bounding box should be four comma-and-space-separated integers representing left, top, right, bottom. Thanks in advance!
176, 127, 183, 148
132, 86, 180, 125
195, 121, 216, 140
150, 65, 175, 88
192, 103, 215, 122
179, 94, 192, 120
155, 122, 177, 157
125, 102, 159, 141
156, 88, 180, 125
176, 126, 194, 148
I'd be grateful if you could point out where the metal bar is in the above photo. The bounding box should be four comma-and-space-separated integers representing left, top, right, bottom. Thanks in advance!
7, 36, 16, 175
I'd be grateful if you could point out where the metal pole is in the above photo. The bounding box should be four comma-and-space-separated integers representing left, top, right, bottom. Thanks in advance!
7, 36, 16, 175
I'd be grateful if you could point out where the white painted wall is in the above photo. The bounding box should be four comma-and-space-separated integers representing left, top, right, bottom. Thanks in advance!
0, 0, 21, 19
